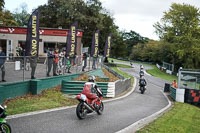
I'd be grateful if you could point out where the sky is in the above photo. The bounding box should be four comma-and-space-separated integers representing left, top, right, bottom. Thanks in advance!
4, 0, 200, 40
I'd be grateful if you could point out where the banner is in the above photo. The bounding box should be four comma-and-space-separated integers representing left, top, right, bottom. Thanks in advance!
25, 8, 40, 56
66, 22, 78, 57
104, 34, 112, 57
91, 30, 100, 57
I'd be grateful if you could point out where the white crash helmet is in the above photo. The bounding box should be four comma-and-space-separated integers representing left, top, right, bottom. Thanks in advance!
88, 76, 96, 82
140, 65, 144, 69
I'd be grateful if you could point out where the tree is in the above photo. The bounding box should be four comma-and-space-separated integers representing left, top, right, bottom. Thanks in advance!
1, 10, 18, 26
154, 3, 200, 69
13, 3, 30, 26
122, 30, 149, 56
0, 0, 5, 21
39, 0, 119, 56
0, 0, 18, 26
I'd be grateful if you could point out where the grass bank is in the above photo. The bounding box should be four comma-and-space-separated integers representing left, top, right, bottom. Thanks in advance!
137, 102, 200, 133
111, 63, 134, 84
109, 58, 177, 82
3, 86, 78, 115
146, 65, 178, 82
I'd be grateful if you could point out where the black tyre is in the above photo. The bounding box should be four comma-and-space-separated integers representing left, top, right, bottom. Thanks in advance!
97, 102, 104, 115
140, 87, 145, 94
0, 123, 12, 133
76, 102, 87, 119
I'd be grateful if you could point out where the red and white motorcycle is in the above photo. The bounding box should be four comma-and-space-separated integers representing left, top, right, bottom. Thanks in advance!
75, 84, 104, 119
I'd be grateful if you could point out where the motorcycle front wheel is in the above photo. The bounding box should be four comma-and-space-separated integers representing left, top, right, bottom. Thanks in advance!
0, 123, 12, 133
140, 86, 145, 94
76, 102, 87, 119
97, 102, 104, 115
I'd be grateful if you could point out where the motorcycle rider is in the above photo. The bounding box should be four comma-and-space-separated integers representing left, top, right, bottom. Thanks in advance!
82, 76, 99, 109
140, 65, 144, 71
139, 76, 147, 90
139, 65, 144, 78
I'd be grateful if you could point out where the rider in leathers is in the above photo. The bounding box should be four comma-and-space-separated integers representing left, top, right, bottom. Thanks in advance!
82, 76, 99, 109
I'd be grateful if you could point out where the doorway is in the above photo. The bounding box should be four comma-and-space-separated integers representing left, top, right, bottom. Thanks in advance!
0, 39, 7, 55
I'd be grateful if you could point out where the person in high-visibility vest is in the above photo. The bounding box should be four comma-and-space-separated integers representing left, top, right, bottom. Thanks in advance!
172, 80, 178, 88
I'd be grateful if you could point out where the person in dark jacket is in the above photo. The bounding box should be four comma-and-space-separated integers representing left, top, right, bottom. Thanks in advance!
53, 48, 59, 76
82, 52, 88, 71
47, 49, 55, 77
0, 47, 6, 82
139, 76, 147, 89
30, 56, 37, 79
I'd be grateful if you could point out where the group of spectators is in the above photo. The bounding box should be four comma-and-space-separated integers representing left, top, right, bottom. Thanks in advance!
47, 48, 71, 77
0, 43, 98, 82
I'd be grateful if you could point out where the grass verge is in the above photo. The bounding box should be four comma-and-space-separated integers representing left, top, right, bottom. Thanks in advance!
111, 65, 134, 85
109, 58, 177, 82
137, 102, 200, 133
108, 58, 129, 63
3, 86, 78, 115
115, 63, 133, 68
146, 65, 178, 82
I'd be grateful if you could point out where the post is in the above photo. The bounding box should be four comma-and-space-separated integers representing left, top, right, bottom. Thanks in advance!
76, 56, 78, 73
46, 56, 48, 76
63, 56, 65, 75
23, 56, 25, 81
178, 67, 182, 88
89, 55, 91, 70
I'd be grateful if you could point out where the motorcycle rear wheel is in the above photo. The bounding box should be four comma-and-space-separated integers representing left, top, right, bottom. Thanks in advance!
0, 123, 11, 133
76, 102, 87, 119
97, 102, 104, 115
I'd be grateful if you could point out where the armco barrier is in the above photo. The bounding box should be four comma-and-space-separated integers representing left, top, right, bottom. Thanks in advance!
115, 78, 131, 96
0, 81, 30, 104
61, 78, 131, 98
0, 73, 81, 104
102, 64, 125, 79
170, 87, 176, 100
61, 80, 109, 97
30, 74, 81, 95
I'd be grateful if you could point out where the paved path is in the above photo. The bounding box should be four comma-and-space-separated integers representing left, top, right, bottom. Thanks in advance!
7, 62, 170, 133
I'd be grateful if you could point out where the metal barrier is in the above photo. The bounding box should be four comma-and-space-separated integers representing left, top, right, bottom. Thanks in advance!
170, 86, 176, 100
61, 80, 109, 97
0, 55, 103, 83
101, 64, 125, 79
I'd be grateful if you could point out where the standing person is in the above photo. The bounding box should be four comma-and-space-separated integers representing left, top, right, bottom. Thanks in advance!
30, 56, 37, 79
82, 52, 88, 71
71, 54, 76, 66
16, 43, 24, 69
58, 49, 65, 75
172, 80, 178, 88
47, 49, 54, 77
16, 43, 23, 56
92, 57, 97, 69
53, 48, 59, 76
0, 47, 6, 82
66, 56, 71, 73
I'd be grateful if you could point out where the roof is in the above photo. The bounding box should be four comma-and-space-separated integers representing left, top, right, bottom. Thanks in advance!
0, 26, 83, 37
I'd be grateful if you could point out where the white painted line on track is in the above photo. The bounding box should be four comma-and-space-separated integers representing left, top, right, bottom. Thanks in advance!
144, 70, 151, 76
116, 90, 172, 133
7, 105, 76, 120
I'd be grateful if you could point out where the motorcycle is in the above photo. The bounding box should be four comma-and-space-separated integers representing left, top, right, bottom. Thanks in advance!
139, 78, 147, 94
75, 85, 104, 119
139, 70, 144, 78
0, 105, 11, 133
